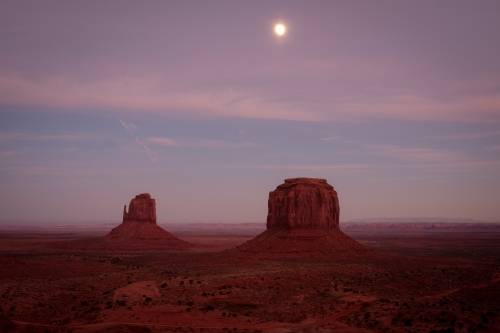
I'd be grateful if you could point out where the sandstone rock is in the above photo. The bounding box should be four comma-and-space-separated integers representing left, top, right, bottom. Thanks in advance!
123, 193, 156, 224
267, 178, 339, 230
238, 178, 364, 256
103, 193, 191, 250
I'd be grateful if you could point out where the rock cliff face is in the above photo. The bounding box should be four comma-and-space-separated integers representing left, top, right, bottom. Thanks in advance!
238, 178, 364, 256
267, 178, 339, 230
123, 193, 156, 224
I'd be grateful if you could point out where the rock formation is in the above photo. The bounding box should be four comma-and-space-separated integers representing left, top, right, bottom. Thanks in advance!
267, 178, 340, 230
104, 193, 190, 250
122, 193, 156, 224
238, 178, 364, 256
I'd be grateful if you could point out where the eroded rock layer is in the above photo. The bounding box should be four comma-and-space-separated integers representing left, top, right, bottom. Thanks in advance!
103, 193, 190, 250
267, 178, 339, 230
238, 178, 364, 256
123, 193, 156, 224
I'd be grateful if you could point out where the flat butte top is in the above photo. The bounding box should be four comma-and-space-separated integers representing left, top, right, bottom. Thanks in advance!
277, 178, 334, 191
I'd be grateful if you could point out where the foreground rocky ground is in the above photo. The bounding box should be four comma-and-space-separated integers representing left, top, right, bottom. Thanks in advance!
0, 228, 499, 333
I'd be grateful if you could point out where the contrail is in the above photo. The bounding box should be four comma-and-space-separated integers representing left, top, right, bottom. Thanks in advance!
118, 118, 157, 163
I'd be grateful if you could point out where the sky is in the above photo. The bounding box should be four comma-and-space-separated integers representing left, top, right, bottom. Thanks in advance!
1, 0, 500, 224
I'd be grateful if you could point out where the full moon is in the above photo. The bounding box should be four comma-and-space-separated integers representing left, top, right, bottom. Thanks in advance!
274, 22, 287, 37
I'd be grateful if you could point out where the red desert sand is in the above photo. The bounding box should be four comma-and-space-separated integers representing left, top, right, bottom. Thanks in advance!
0, 180, 499, 332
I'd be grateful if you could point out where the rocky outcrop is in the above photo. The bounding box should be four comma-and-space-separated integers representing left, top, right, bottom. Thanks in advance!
123, 193, 156, 224
238, 178, 364, 256
267, 178, 339, 230
104, 193, 190, 250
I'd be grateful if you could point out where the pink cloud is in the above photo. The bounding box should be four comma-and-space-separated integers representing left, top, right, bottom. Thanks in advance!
0, 131, 105, 143
1, 66, 499, 122
337, 94, 500, 122
146, 137, 255, 149
146, 137, 177, 147
426, 130, 500, 140
0, 72, 320, 122
362, 144, 500, 169
365, 144, 466, 163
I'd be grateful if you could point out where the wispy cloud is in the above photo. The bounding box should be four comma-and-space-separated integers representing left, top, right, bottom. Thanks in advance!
426, 130, 500, 140
146, 137, 177, 147
0, 165, 127, 177
236, 163, 370, 171
146, 136, 256, 149
336, 94, 500, 122
0, 131, 104, 143
320, 136, 359, 145
2, 72, 500, 122
362, 144, 500, 170
320, 135, 500, 167
0, 73, 320, 122
365, 144, 466, 164
118, 119, 137, 134
192, 139, 256, 149
0, 150, 18, 159
118, 119, 157, 163
239, 159, 500, 172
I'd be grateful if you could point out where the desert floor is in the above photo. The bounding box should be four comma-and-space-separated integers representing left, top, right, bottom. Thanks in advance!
0, 226, 499, 333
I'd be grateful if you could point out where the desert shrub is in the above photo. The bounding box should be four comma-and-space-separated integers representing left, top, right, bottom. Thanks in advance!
115, 300, 126, 307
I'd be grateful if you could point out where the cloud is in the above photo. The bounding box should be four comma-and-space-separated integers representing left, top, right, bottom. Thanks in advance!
193, 139, 256, 149
362, 143, 500, 169
0, 73, 320, 122
0, 150, 18, 159
320, 136, 340, 142
240, 158, 500, 172
0, 165, 125, 177
146, 136, 256, 149
2, 71, 500, 123
235, 163, 371, 171
321, 134, 500, 167
336, 94, 500, 122
0, 131, 104, 143
118, 119, 137, 134
426, 130, 500, 140
365, 144, 466, 164
320, 135, 488, 165
146, 137, 177, 147
320, 136, 359, 145
118, 119, 157, 163
134, 137, 157, 163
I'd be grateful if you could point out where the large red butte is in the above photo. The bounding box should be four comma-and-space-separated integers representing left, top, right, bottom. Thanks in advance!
267, 178, 340, 231
238, 178, 364, 256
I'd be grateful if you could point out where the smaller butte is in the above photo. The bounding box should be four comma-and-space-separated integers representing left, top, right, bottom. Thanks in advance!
237, 178, 364, 256
103, 193, 190, 250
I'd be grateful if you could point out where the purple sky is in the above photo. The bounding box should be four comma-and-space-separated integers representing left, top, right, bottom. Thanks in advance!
1, 0, 500, 224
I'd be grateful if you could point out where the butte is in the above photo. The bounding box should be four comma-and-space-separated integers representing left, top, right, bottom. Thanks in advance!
237, 178, 364, 256
103, 193, 190, 250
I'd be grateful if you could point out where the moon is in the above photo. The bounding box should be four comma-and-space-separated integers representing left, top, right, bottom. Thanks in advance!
273, 22, 287, 37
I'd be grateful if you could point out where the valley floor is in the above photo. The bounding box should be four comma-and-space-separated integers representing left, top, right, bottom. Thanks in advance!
0, 228, 499, 333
